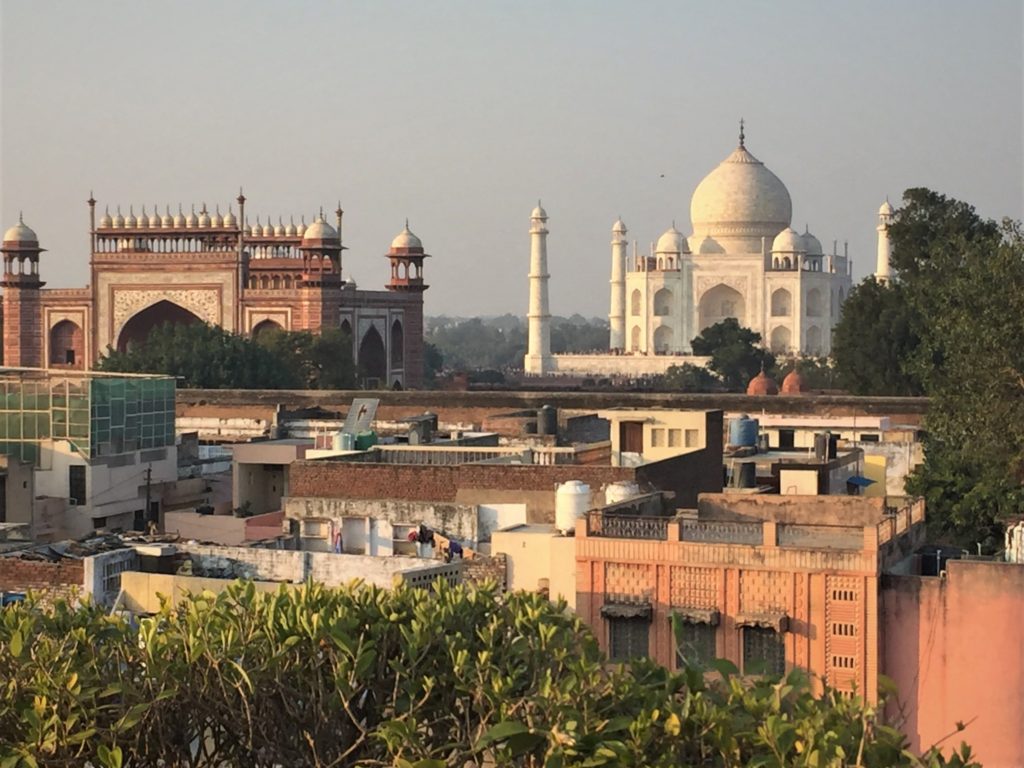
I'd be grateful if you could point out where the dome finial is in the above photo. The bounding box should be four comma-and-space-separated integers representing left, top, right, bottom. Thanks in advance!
319, 206, 324, 220
18, 211, 23, 224
405, 217, 409, 230
739, 117, 745, 148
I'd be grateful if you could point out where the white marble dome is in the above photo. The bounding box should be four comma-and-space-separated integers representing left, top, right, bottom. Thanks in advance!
801, 228, 823, 255
531, 203, 547, 220
390, 222, 422, 250
879, 199, 894, 215
771, 227, 804, 253
3, 217, 38, 244
655, 225, 683, 254
690, 144, 792, 240
612, 217, 627, 234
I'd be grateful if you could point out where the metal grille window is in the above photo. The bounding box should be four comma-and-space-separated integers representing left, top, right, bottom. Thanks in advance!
675, 621, 716, 668
743, 627, 785, 676
608, 617, 649, 661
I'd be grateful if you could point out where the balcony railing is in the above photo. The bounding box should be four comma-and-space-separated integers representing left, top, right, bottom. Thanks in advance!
679, 519, 763, 545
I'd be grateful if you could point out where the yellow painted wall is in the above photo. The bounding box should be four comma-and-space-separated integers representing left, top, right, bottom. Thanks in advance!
779, 468, 818, 495
863, 454, 887, 498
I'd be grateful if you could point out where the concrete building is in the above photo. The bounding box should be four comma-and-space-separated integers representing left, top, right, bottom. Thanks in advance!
1, 197, 429, 389
0, 368, 179, 538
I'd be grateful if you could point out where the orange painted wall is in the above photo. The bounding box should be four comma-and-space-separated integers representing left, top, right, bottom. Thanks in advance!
881, 560, 1024, 768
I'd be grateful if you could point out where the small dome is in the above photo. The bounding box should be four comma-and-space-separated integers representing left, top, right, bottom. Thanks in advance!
531, 202, 547, 219
781, 369, 806, 395
99, 208, 113, 228
198, 207, 211, 228
296, 219, 306, 237
303, 215, 338, 242
801, 227, 823, 256
746, 370, 779, 396
185, 207, 197, 228
655, 225, 683, 254
148, 207, 161, 228
698, 235, 725, 254
161, 207, 173, 228
173, 207, 186, 228
112, 208, 125, 228
612, 217, 627, 234
262, 221, 274, 237
125, 208, 138, 228
285, 218, 297, 237
222, 207, 237, 228
274, 219, 285, 237
879, 199, 894, 215
390, 221, 422, 250
3, 216, 38, 244
210, 208, 223, 228
771, 227, 804, 254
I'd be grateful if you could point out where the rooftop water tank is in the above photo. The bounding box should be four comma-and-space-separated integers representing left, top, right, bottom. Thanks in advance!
537, 405, 558, 436
555, 480, 591, 535
729, 415, 759, 447
605, 481, 641, 506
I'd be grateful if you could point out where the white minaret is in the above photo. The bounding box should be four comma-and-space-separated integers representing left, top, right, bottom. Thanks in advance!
609, 217, 627, 351
524, 201, 552, 375
876, 198, 894, 282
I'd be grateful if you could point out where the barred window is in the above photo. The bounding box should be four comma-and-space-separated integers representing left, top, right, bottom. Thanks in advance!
608, 617, 649, 662
675, 621, 716, 668
743, 627, 785, 676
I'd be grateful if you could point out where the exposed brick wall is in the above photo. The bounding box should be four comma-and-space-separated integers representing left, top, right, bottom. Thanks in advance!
289, 462, 460, 502
462, 553, 507, 589
3, 290, 42, 368
0, 557, 84, 601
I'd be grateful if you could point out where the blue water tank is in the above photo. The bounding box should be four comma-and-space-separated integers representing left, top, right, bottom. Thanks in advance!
729, 415, 759, 447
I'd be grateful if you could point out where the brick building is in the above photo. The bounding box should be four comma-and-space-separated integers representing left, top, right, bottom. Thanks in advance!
1, 199, 428, 389
575, 494, 925, 701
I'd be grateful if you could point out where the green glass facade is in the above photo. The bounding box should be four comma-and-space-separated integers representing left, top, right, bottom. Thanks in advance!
0, 374, 175, 465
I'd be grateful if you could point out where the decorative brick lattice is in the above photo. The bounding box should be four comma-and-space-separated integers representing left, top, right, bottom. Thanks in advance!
739, 570, 790, 614
825, 575, 861, 691
669, 566, 718, 609
605, 562, 655, 604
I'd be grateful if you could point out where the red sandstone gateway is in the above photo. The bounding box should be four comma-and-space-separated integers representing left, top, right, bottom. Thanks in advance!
1, 196, 428, 389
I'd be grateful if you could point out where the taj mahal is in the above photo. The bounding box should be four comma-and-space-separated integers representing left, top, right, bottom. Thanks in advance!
525, 123, 894, 377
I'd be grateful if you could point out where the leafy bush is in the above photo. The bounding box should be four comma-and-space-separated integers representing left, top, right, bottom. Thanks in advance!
0, 581, 976, 767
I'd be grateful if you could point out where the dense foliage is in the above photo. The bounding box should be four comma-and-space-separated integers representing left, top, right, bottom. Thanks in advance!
0, 581, 976, 767
691, 319, 775, 391
427, 315, 607, 371
654, 362, 721, 392
98, 323, 356, 390
833, 188, 1024, 549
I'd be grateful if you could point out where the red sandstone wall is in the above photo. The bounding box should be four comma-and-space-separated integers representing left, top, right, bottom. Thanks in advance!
2, 290, 42, 368
881, 560, 1024, 767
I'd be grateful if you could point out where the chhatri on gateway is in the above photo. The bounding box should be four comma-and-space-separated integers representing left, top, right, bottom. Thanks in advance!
524, 123, 893, 378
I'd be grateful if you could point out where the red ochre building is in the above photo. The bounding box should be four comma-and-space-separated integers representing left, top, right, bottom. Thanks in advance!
0, 194, 430, 388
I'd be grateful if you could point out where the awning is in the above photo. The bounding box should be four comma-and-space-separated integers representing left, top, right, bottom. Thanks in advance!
735, 613, 790, 632
672, 608, 721, 626
601, 602, 653, 620
846, 475, 875, 487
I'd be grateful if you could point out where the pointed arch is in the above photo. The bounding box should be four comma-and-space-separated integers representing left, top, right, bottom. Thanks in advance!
251, 319, 284, 339
117, 300, 202, 352
358, 326, 387, 386
390, 319, 404, 368
630, 325, 641, 352
49, 320, 84, 368
805, 326, 823, 355
698, 283, 745, 331
653, 288, 673, 317
806, 288, 823, 317
653, 325, 674, 353
770, 288, 792, 317
770, 325, 792, 353
630, 289, 642, 317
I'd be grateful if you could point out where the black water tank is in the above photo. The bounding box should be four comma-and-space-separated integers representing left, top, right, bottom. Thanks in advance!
737, 461, 757, 488
537, 405, 558, 436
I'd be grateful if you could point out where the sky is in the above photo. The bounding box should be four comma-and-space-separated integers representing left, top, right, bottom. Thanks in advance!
1, 0, 1021, 319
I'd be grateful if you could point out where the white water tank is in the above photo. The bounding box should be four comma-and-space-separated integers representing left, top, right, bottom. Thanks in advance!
605, 481, 641, 506
555, 480, 591, 534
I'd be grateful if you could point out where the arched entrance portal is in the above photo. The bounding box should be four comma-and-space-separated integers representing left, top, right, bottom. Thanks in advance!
49, 320, 85, 368
251, 319, 284, 339
698, 283, 746, 332
117, 300, 203, 352
390, 319, 404, 369
358, 326, 387, 386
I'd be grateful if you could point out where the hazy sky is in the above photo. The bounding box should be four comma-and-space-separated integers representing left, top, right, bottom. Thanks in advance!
2, 1, 1021, 318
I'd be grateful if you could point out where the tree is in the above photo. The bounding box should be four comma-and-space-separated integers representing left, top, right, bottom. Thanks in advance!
691, 319, 774, 391
832, 278, 924, 396
656, 363, 720, 392
0, 581, 977, 767
98, 322, 294, 389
